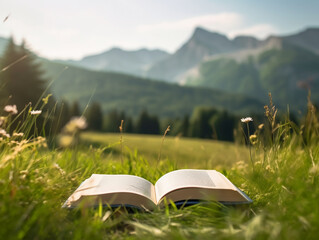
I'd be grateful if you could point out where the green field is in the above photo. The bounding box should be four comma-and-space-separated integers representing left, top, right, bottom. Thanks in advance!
81, 132, 249, 169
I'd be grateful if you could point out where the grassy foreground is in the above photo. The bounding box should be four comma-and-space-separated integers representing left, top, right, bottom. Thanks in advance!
0, 104, 319, 239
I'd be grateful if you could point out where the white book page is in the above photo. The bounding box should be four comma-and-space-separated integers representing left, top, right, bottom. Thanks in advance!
69, 174, 156, 203
154, 169, 235, 203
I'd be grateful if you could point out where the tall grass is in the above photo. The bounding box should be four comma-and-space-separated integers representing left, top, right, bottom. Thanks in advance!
0, 97, 318, 239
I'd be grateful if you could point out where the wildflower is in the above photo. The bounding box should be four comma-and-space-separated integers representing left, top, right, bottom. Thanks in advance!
65, 116, 86, 133
13, 132, 24, 137
42, 94, 52, 104
241, 117, 253, 123
58, 135, 74, 148
0, 129, 10, 138
59, 116, 87, 148
36, 136, 46, 142
35, 136, 48, 148
249, 134, 258, 145
258, 124, 264, 129
236, 161, 248, 170
30, 110, 42, 115
241, 117, 254, 170
53, 163, 65, 175
71, 116, 87, 129
4, 105, 18, 114
309, 165, 319, 175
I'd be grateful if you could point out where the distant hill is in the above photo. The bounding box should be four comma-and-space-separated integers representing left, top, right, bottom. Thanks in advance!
60, 47, 170, 77
40, 60, 263, 118
146, 27, 319, 83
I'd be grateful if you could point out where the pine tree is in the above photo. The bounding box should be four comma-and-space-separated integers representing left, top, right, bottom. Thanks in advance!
86, 102, 103, 131
210, 110, 235, 141
136, 110, 160, 135
0, 38, 57, 139
124, 116, 134, 133
70, 101, 81, 117
105, 109, 127, 132
180, 115, 189, 137
0, 38, 47, 112
189, 107, 217, 138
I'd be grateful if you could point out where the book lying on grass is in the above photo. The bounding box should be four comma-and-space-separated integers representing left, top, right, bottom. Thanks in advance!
63, 169, 252, 210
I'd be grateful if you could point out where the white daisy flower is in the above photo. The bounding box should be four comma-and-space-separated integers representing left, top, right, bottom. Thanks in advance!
241, 117, 253, 123
30, 110, 42, 115
13, 132, 24, 137
71, 116, 87, 130
0, 129, 10, 138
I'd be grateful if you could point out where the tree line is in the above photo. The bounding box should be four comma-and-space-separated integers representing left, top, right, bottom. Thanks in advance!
81, 101, 238, 142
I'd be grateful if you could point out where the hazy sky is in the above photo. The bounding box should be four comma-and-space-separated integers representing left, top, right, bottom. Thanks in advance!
1, 0, 319, 60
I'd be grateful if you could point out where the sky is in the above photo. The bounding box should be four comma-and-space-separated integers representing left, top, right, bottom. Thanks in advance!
1, 0, 319, 60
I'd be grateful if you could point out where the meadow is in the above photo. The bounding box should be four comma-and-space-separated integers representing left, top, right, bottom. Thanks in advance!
80, 132, 249, 169
0, 100, 319, 239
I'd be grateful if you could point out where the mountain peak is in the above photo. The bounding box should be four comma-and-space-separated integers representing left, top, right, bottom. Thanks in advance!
193, 26, 210, 35
283, 27, 319, 54
108, 47, 123, 53
286, 27, 319, 39
302, 27, 319, 34
191, 27, 228, 41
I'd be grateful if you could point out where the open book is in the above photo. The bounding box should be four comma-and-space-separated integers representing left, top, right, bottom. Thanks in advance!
63, 169, 252, 210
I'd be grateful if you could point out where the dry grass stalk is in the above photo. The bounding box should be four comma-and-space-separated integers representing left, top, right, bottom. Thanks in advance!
119, 120, 124, 165
157, 125, 170, 167
1, 55, 28, 72
264, 92, 278, 131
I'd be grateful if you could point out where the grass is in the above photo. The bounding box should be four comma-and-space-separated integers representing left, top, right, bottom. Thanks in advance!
0, 100, 319, 239
81, 132, 249, 169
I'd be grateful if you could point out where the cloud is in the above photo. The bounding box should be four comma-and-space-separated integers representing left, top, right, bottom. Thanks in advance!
135, 13, 278, 52
137, 12, 243, 33
228, 24, 278, 39
134, 12, 246, 52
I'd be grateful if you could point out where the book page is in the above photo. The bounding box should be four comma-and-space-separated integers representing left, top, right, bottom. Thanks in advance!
66, 174, 156, 206
154, 169, 235, 203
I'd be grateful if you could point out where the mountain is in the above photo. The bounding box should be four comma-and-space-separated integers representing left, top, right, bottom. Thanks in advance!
62, 47, 170, 77
40, 60, 263, 118
283, 28, 319, 54
145, 27, 242, 82
185, 42, 319, 112
53, 27, 319, 86
233, 36, 262, 49
146, 27, 319, 83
